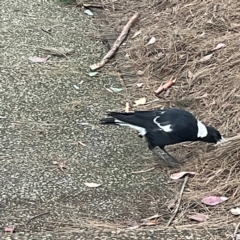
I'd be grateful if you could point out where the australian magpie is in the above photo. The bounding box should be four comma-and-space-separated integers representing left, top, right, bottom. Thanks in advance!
100, 108, 225, 167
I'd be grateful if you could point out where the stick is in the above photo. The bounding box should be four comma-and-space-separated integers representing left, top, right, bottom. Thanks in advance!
154, 76, 176, 95
90, 12, 140, 70
82, 3, 104, 8
175, 219, 236, 229
166, 175, 189, 227
26, 211, 49, 225
233, 222, 240, 239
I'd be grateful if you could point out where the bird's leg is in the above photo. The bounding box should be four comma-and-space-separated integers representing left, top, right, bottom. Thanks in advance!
160, 147, 184, 165
149, 147, 177, 167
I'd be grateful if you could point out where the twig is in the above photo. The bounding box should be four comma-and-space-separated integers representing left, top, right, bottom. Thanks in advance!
131, 167, 155, 174
233, 222, 240, 239
26, 211, 49, 225
166, 175, 189, 227
154, 76, 176, 95
90, 12, 140, 70
82, 3, 104, 8
145, 214, 160, 220
175, 221, 233, 229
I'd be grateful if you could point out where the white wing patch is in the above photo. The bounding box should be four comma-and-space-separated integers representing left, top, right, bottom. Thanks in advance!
114, 119, 147, 136
153, 116, 172, 132
197, 120, 208, 138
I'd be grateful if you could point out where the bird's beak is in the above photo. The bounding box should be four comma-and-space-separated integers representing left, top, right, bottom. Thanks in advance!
217, 136, 226, 144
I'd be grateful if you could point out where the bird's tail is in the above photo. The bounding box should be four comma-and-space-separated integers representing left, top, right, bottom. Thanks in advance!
100, 112, 134, 125
100, 112, 147, 136
100, 117, 116, 125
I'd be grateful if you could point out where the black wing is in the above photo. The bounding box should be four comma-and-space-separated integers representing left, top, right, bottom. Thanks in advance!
140, 109, 199, 147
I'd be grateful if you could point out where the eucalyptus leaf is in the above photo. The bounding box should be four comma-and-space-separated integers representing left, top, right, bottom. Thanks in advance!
84, 9, 93, 16
73, 85, 79, 90
110, 87, 123, 93
89, 72, 98, 77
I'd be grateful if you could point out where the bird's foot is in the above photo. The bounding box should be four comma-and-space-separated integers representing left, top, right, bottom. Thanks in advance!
151, 148, 183, 167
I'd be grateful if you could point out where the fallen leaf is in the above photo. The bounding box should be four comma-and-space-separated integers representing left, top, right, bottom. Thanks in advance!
0, 115, 6, 119
29, 56, 50, 63
89, 72, 98, 77
39, 46, 75, 56
235, 234, 240, 240
84, 9, 93, 16
134, 97, 146, 106
136, 83, 143, 88
4, 226, 15, 233
137, 70, 145, 76
199, 53, 213, 62
127, 220, 140, 229
78, 141, 86, 146
73, 85, 80, 90
53, 161, 67, 171
201, 196, 228, 206
170, 171, 195, 180
41, 27, 52, 34
125, 102, 130, 112
58, 162, 67, 171
230, 207, 240, 216
132, 30, 141, 39
77, 122, 90, 125
188, 213, 209, 222
146, 37, 156, 46
105, 88, 113, 93
168, 202, 176, 209
157, 52, 164, 59
221, 102, 231, 109
127, 218, 158, 229
154, 77, 176, 95
145, 214, 160, 220
84, 182, 102, 188
125, 53, 131, 59
212, 43, 226, 51
110, 87, 123, 93
188, 70, 193, 79
195, 93, 208, 99
199, 32, 205, 37
141, 219, 158, 226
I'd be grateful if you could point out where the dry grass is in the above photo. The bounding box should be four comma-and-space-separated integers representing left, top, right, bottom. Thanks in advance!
95, 0, 240, 233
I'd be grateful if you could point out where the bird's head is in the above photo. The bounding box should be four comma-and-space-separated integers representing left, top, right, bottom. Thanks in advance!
201, 126, 225, 144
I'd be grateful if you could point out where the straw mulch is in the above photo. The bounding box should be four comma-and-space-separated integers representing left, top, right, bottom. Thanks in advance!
90, 0, 240, 235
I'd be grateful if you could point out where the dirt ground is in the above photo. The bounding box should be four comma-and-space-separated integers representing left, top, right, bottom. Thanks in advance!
0, 0, 238, 239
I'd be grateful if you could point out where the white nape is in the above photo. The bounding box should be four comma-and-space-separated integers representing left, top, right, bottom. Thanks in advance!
114, 119, 147, 136
197, 120, 208, 138
153, 116, 172, 132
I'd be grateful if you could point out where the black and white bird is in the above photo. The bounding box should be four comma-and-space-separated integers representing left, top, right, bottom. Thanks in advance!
100, 108, 225, 167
